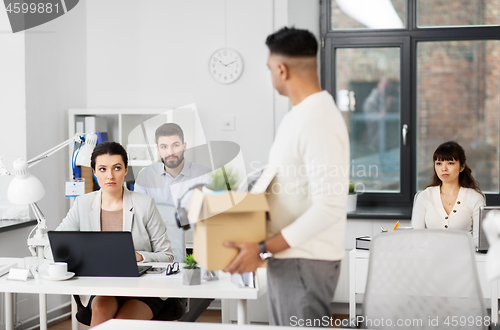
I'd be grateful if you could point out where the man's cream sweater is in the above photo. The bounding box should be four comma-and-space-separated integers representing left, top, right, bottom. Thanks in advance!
267, 91, 350, 261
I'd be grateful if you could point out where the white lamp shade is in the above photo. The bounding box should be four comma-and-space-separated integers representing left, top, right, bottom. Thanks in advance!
7, 159, 45, 204
75, 132, 97, 167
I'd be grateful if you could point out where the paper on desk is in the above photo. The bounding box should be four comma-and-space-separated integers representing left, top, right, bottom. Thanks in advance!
143, 271, 182, 279
0, 263, 16, 277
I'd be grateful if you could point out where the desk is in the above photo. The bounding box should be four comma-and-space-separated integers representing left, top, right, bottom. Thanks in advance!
349, 249, 499, 323
0, 219, 37, 233
0, 258, 266, 330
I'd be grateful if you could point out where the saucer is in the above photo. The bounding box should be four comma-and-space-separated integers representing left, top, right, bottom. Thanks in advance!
39, 271, 75, 281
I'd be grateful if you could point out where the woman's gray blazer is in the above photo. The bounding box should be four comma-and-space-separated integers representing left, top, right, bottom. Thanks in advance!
49, 187, 174, 263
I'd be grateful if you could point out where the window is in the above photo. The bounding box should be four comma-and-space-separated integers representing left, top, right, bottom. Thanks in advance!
321, 0, 500, 206
336, 47, 401, 193
330, 0, 406, 30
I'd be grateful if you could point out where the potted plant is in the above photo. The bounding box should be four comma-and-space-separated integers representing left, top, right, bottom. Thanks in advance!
183, 254, 201, 285
208, 167, 240, 191
346, 181, 357, 213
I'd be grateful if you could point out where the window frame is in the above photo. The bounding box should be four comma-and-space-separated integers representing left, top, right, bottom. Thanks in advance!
320, 0, 500, 206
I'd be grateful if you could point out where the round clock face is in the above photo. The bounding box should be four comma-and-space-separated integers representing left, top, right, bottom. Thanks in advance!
209, 48, 243, 84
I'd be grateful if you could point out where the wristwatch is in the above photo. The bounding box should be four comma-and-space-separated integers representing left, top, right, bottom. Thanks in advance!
259, 240, 273, 261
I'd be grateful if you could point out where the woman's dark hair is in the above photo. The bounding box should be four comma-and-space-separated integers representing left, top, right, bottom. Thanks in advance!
265, 27, 318, 57
90, 141, 128, 170
426, 141, 483, 197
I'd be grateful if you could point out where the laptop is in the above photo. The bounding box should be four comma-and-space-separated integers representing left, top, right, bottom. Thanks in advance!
48, 231, 151, 277
476, 206, 500, 253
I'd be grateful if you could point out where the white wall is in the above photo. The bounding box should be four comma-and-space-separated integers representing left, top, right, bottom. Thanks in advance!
19, 2, 87, 326
0, 6, 26, 159
25, 0, 87, 230
289, 0, 320, 39
86, 0, 276, 173
0, 4, 29, 220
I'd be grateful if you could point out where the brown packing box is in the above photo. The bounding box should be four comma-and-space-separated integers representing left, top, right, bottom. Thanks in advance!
191, 191, 269, 271
80, 167, 94, 193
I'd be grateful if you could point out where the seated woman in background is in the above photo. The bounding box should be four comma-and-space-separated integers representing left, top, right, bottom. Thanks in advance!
411, 141, 485, 245
52, 141, 174, 327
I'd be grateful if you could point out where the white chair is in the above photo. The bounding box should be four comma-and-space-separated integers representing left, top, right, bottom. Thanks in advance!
362, 230, 486, 330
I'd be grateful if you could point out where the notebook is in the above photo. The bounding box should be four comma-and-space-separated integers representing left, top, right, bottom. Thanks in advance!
48, 231, 151, 277
476, 206, 500, 253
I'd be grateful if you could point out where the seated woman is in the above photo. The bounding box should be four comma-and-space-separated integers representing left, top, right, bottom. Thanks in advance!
412, 141, 485, 246
53, 141, 174, 327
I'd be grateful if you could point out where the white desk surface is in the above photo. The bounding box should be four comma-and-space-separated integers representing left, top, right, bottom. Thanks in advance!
93, 319, 282, 330
0, 258, 266, 300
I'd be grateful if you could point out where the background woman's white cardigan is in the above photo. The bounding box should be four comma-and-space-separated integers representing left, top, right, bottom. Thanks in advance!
46, 188, 174, 262
411, 186, 485, 246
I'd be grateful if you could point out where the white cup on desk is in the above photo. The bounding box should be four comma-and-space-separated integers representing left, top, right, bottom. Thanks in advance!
47, 262, 67, 277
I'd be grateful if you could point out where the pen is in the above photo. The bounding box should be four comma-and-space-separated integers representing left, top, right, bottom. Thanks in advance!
392, 221, 400, 231
380, 225, 388, 233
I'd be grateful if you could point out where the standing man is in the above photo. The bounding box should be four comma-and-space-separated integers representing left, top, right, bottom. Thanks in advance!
134, 123, 208, 207
224, 27, 350, 326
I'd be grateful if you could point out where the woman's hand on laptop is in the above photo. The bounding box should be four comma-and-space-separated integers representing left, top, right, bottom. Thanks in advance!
135, 252, 144, 262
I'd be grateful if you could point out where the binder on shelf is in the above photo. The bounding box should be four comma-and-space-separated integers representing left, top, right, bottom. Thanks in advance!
84, 116, 107, 133
96, 132, 108, 145
75, 117, 85, 134
356, 236, 371, 250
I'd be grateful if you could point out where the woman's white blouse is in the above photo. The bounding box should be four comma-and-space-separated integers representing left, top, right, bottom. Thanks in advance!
411, 186, 485, 246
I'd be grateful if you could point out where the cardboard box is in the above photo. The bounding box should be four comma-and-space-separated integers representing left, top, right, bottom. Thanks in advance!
191, 191, 269, 271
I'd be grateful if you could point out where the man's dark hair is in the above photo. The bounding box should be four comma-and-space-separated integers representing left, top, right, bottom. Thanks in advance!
155, 123, 184, 143
91, 141, 128, 170
266, 27, 318, 57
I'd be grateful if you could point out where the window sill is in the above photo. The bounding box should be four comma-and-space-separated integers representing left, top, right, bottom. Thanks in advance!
0, 219, 37, 233
347, 205, 412, 220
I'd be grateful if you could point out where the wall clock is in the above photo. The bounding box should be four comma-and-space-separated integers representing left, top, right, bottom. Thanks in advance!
209, 48, 244, 84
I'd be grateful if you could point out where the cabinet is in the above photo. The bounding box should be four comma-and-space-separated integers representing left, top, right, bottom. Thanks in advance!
68, 107, 206, 185
69, 109, 164, 184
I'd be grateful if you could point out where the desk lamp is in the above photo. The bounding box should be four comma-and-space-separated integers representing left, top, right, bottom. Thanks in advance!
1, 132, 97, 259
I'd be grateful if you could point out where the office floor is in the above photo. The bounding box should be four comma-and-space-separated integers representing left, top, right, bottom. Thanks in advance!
46, 311, 349, 329
46, 310, 222, 330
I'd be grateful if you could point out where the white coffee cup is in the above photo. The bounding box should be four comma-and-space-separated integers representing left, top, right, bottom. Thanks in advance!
47, 262, 67, 277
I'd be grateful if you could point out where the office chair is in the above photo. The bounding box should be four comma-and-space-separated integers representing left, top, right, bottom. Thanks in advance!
362, 230, 486, 330
156, 202, 186, 263
156, 202, 214, 322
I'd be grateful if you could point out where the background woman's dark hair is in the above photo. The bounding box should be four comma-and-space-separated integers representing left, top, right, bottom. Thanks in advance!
426, 141, 483, 197
90, 141, 128, 170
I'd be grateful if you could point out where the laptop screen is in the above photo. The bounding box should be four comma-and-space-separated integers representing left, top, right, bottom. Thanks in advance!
477, 206, 500, 252
48, 231, 144, 277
